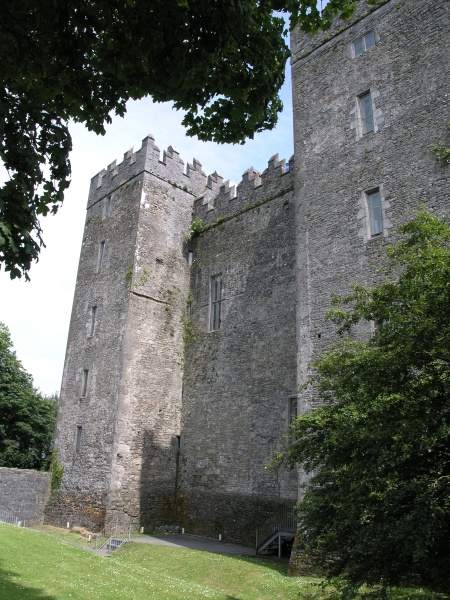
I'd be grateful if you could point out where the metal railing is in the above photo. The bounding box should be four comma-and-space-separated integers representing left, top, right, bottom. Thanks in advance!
95, 516, 131, 549
255, 501, 297, 552
0, 506, 22, 527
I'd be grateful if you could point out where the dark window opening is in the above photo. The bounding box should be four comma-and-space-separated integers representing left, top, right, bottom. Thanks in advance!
81, 369, 89, 397
76, 426, 83, 453
210, 275, 222, 331
289, 397, 298, 426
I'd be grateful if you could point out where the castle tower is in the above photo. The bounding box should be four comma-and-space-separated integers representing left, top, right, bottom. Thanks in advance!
48, 137, 299, 544
291, 0, 449, 451
48, 135, 209, 530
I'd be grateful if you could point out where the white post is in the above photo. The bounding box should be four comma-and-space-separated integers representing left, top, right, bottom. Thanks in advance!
219, 533, 222, 542
88, 534, 92, 543
182, 527, 185, 534
67, 522, 70, 529
140, 526, 144, 534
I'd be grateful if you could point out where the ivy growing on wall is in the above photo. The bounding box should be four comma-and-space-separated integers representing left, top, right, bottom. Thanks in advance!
48, 450, 64, 502
433, 123, 450, 165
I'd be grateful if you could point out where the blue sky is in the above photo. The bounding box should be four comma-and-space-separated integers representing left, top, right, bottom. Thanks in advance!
0, 63, 294, 395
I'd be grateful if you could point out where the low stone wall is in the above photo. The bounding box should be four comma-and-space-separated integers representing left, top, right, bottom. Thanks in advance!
0, 468, 51, 526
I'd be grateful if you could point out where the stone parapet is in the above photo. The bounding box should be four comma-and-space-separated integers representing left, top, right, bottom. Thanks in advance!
88, 135, 212, 207
193, 154, 294, 226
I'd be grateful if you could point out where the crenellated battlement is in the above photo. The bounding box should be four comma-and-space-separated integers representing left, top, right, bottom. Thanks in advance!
87, 135, 213, 208
87, 135, 294, 224
193, 154, 294, 226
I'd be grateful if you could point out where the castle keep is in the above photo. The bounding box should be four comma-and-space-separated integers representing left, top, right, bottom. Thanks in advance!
49, 0, 449, 546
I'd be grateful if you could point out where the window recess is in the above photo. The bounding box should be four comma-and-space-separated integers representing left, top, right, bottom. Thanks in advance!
353, 30, 375, 57
210, 275, 222, 331
97, 241, 105, 271
288, 396, 298, 426
81, 369, 89, 397
90, 306, 97, 336
359, 91, 374, 135
367, 189, 383, 236
75, 426, 83, 454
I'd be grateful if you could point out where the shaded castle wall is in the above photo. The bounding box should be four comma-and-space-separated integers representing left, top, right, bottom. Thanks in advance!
291, 0, 449, 481
48, 136, 210, 530
179, 156, 298, 546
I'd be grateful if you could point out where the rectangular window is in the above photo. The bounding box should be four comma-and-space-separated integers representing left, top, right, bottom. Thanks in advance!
75, 426, 83, 454
90, 306, 97, 336
354, 30, 375, 57
288, 397, 298, 426
97, 241, 105, 270
367, 189, 383, 236
359, 92, 374, 134
210, 275, 222, 331
81, 369, 89, 397
103, 195, 112, 218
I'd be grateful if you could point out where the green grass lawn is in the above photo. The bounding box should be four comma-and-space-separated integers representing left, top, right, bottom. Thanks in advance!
0, 522, 443, 599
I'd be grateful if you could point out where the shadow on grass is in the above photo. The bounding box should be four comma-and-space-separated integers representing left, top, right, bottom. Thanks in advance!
219, 553, 293, 575
0, 565, 58, 600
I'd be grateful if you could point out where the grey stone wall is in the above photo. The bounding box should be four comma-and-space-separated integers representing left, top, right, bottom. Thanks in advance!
106, 168, 194, 530
0, 468, 50, 526
179, 157, 298, 546
50, 138, 208, 531
292, 0, 449, 496
292, 0, 449, 399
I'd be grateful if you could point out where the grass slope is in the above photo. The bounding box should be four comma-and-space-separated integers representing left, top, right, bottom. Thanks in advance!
0, 523, 444, 599
0, 522, 318, 599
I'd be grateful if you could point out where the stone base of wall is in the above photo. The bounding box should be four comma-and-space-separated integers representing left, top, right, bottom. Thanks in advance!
177, 491, 296, 547
288, 532, 325, 577
139, 489, 178, 532
0, 468, 51, 526
105, 485, 178, 533
44, 491, 107, 532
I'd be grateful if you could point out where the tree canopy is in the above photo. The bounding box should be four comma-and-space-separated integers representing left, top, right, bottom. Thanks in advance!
0, 0, 357, 279
280, 211, 450, 597
0, 322, 57, 470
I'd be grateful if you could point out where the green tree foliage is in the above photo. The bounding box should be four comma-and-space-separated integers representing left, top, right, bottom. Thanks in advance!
282, 211, 450, 597
0, 0, 357, 279
0, 323, 57, 470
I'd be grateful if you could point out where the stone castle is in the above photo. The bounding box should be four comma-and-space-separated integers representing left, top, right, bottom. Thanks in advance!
47, 0, 449, 548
